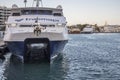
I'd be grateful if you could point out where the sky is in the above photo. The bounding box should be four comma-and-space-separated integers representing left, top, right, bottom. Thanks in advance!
0, 0, 120, 26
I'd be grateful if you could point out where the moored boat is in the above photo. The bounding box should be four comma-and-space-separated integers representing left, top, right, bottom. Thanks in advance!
81, 25, 94, 34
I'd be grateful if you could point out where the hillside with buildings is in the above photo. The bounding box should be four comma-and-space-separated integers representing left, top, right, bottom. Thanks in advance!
68, 24, 120, 34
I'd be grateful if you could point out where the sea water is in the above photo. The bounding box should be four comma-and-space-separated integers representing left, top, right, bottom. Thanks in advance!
0, 33, 120, 80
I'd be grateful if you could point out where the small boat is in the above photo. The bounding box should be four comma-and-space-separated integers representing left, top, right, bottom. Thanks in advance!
81, 26, 93, 34
3, 0, 68, 63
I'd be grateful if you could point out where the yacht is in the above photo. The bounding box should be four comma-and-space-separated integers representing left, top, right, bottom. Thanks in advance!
3, 0, 68, 63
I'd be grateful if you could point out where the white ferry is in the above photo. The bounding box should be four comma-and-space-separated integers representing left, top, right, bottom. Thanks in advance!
3, 0, 68, 63
81, 26, 94, 33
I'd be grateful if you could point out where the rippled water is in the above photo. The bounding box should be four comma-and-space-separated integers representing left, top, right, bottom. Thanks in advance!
64, 33, 120, 80
0, 33, 120, 80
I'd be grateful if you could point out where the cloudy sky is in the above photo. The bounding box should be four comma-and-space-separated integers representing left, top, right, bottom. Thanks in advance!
0, 0, 120, 25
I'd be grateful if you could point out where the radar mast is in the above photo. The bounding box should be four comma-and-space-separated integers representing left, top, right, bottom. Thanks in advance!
32, 0, 43, 7
24, 0, 27, 7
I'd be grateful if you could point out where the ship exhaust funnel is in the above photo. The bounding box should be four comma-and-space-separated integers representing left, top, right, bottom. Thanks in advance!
24, 38, 50, 63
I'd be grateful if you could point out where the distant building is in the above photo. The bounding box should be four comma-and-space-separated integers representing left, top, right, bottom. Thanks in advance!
104, 25, 120, 32
0, 6, 11, 30
0, 6, 11, 38
99, 26, 104, 32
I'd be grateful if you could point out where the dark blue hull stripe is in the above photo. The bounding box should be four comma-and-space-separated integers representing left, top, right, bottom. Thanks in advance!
7, 40, 68, 59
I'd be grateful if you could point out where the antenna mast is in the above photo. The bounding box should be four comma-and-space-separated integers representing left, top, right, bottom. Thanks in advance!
33, 0, 43, 7
24, 0, 27, 7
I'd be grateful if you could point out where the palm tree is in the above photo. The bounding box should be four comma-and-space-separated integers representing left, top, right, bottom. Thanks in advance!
77, 24, 87, 31
94, 24, 100, 32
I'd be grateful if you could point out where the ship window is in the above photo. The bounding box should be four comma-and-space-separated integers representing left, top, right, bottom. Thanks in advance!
49, 25, 55, 27
21, 10, 30, 15
40, 25, 47, 27
20, 25, 33, 27
40, 10, 52, 15
12, 13, 20, 16
21, 10, 52, 15
53, 13, 62, 16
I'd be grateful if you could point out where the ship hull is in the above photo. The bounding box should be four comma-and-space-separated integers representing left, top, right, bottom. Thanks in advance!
6, 39, 68, 63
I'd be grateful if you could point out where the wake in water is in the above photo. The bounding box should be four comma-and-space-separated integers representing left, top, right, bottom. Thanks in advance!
0, 53, 12, 80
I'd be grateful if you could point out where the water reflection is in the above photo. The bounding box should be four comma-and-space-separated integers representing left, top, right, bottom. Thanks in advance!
50, 54, 69, 80
5, 53, 69, 80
